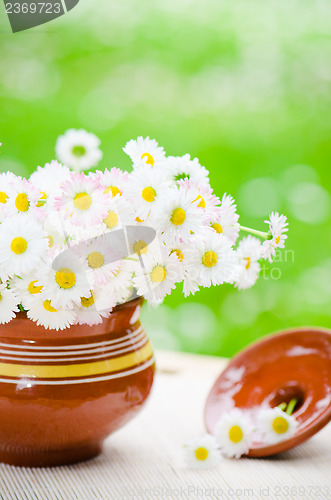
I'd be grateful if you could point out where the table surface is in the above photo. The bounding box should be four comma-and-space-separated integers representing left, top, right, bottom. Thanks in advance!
1, 350, 331, 500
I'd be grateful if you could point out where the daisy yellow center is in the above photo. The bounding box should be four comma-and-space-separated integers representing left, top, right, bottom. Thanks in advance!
212, 223, 223, 234
245, 257, 251, 270
136, 216, 144, 223
37, 191, 47, 207
11, 237, 27, 255
72, 145, 86, 157
88, 251, 104, 269
142, 186, 156, 202
150, 265, 167, 283
74, 192, 92, 211
202, 251, 218, 268
170, 249, 184, 262
228, 425, 243, 443
104, 211, 119, 229
195, 447, 209, 461
133, 240, 148, 255
141, 152, 154, 166
170, 208, 186, 226
0, 293, 2, 301
15, 193, 29, 212
81, 293, 95, 308
104, 185, 121, 197
48, 235, 54, 248
193, 195, 206, 209
43, 300, 57, 313
275, 236, 281, 244
28, 280, 43, 295
0, 192, 8, 204
272, 416, 289, 434
55, 268, 76, 289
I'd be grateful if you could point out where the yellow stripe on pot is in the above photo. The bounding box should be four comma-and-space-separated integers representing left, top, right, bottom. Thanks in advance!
0, 342, 153, 379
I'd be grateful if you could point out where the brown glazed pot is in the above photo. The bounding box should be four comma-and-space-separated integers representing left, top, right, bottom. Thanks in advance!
0, 297, 155, 467
205, 327, 331, 457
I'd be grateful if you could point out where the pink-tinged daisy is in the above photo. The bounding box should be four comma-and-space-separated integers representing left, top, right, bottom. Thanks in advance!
5, 177, 43, 220
29, 160, 71, 207
0, 216, 47, 277
74, 287, 114, 326
39, 252, 90, 310
26, 294, 77, 331
215, 408, 253, 458
153, 186, 207, 243
133, 248, 183, 302
186, 230, 238, 288
0, 284, 19, 324
184, 435, 220, 469
55, 129, 102, 171
164, 154, 210, 187
210, 194, 240, 243
257, 408, 298, 444
178, 178, 221, 220
123, 136, 166, 169
95, 167, 129, 198
125, 165, 171, 220
54, 172, 110, 228
234, 236, 262, 290
262, 212, 288, 262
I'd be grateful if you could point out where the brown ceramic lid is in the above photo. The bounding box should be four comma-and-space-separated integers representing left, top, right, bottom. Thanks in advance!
205, 327, 331, 457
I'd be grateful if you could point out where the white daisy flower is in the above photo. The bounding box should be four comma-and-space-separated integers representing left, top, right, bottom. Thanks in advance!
39, 252, 90, 310
257, 408, 298, 444
100, 194, 134, 232
104, 259, 137, 295
74, 235, 124, 286
5, 177, 42, 220
234, 236, 262, 290
26, 295, 76, 331
55, 172, 110, 228
262, 212, 289, 263
95, 167, 129, 198
184, 435, 220, 469
215, 408, 253, 458
0, 284, 19, 324
126, 165, 170, 220
55, 129, 102, 172
9, 272, 43, 309
73, 287, 114, 326
0, 172, 16, 219
210, 194, 240, 243
186, 230, 238, 288
153, 186, 207, 243
178, 178, 221, 221
164, 154, 210, 187
133, 247, 183, 302
123, 136, 166, 168
0, 216, 47, 277
29, 160, 71, 207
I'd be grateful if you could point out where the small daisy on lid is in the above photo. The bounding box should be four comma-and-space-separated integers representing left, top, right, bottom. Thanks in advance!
257, 407, 298, 444
55, 129, 102, 172
215, 408, 253, 458
184, 435, 220, 469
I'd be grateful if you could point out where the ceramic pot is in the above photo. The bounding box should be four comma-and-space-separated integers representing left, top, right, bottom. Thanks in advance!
0, 297, 155, 467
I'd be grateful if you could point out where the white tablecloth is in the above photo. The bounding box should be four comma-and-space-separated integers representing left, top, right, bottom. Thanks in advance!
1, 351, 330, 500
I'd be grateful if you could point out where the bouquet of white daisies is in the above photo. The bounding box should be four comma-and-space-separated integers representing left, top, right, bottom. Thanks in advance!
0, 130, 288, 331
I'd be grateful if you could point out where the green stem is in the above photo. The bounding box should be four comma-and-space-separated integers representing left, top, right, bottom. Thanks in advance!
239, 225, 271, 240
277, 402, 287, 411
286, 398, 297, 416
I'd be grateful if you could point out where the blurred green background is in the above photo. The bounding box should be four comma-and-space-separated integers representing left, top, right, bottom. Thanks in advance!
0, 0, 330, 357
